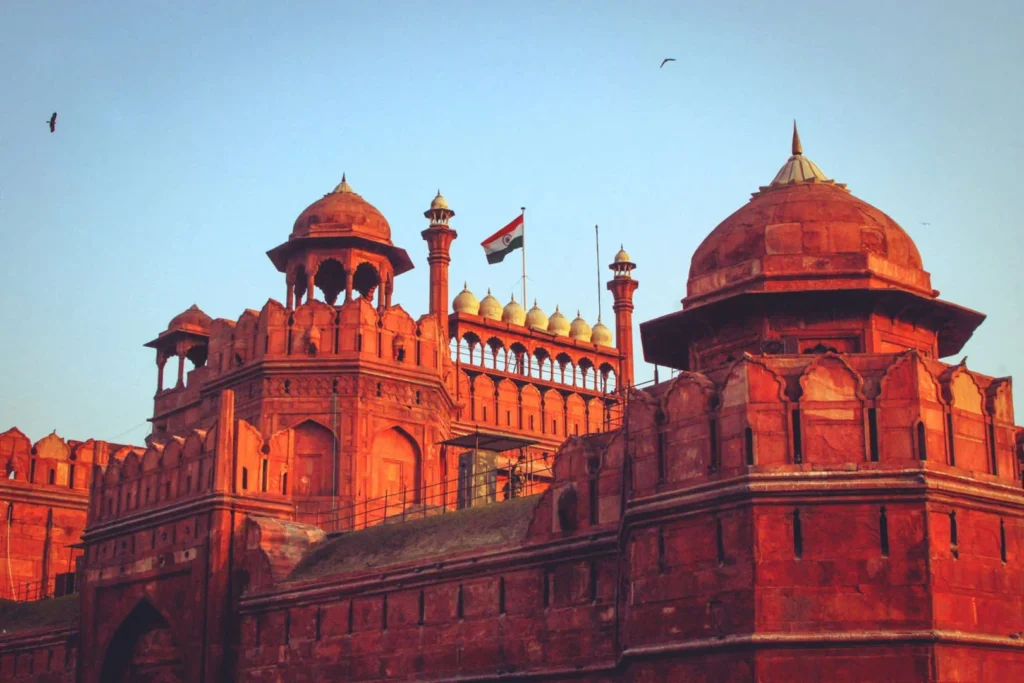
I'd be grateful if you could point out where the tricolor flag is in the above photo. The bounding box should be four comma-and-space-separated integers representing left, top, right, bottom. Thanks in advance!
481, 214, 525, 264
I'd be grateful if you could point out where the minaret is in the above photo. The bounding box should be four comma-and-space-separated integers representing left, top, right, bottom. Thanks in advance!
607, 245, 639, 391
421, 191, 457, 328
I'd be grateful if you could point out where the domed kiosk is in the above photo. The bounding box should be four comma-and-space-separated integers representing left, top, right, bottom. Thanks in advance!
266, 175, 414, 307
641, 124, 985, 371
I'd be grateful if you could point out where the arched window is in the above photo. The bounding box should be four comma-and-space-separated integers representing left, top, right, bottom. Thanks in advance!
314, 258, 347, 305
352, 263, 381, 300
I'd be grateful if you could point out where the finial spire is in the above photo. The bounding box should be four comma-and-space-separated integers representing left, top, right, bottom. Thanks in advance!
333, 173, 353, 194
792, 120, 803, 156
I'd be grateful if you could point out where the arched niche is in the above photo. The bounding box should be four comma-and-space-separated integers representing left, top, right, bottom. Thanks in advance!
798, 354, 867, 465
369, 426, 422, 505
292, 420, 336, 498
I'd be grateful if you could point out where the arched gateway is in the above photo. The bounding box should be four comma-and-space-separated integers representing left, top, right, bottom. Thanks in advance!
99, 600, 186, 683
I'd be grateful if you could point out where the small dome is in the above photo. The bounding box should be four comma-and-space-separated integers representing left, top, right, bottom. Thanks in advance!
167, 304, 212, 334
591, 319, 613, 346
502, 295, 526, 326
613, 245, 632, 264
479, 289, 503, 320
292, 174, 392, 243
547, 306, 570, 336
452, 283, 479, 315
569, 311, 592, 342
430, 190, 449, 210
525, 300, 548, 330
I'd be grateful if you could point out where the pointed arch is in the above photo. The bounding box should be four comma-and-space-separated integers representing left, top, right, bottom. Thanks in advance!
352, 262, 381, 300
799, 353, 865, 402
314, 257, 348, 305
663, 371, 717, 417
721, 354, 788, 408
368, 426, 422, 509
798, 353, 867, 465
291, 419, 337, 499
98, 599, 186, 683
877, 351, 945, 463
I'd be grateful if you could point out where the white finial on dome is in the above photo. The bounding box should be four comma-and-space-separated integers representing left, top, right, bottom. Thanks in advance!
333, 173, 354, 194
453, 283, 480, 315
525, 299, 548, 330
569, 311, 592, 342
478, 288, 502, 320
502, 296, 526, 325
591, 317, 613, 346
765, 122, 835, 189
548, 306, 570, 336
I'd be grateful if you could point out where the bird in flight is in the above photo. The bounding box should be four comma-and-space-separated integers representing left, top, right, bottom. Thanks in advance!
920, 222, 931, 226
660, 58, 676, 68
47, 112, 57, 133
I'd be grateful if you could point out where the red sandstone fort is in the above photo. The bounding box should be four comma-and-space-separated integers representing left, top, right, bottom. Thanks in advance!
1, 127, 1022, 681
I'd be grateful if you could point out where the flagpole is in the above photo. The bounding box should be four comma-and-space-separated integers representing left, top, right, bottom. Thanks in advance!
520, 207, 527, 305
595, 224, 601, 321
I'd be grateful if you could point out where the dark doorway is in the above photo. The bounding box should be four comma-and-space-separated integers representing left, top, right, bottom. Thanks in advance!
99, 600, 186, 683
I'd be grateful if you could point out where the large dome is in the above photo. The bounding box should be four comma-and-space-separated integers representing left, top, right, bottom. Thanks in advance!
685, 129, 932, 309
291, 175, 392, 243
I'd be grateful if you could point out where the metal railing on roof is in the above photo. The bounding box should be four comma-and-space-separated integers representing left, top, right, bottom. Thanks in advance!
299, 456, 554, 534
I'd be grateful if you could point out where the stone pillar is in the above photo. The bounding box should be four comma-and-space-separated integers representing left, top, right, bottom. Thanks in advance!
286, 282, 294, 310
307, 272, 316, 303
421, 192, 458, 328
214, 389, 236, 492
156, 352, 168, 392
176, 349, 186, 388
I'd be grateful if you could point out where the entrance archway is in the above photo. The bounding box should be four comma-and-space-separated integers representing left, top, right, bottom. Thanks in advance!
99, 600, 186, 683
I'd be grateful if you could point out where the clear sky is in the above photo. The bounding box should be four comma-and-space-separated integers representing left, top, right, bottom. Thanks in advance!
1, 1, 1022, 444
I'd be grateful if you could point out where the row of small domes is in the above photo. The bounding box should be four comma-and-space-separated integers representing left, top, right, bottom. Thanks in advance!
453, 285, 613, 346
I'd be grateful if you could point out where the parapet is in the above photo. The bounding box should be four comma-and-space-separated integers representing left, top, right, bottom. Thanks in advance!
620, 350, 1021, 497
0, 427, 138, 493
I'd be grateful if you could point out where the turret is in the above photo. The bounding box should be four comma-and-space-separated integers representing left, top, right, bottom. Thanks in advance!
607, 245, 639, 390
420, 190, 458, 328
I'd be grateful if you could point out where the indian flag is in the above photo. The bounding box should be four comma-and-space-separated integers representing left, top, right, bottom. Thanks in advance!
481, 214, 524, 264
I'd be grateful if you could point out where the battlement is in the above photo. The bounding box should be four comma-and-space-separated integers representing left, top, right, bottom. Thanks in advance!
150, 296, 447, 431
0, 428, 138, 493
0, 429, 141, 602
89, 391, 298, 528
622, 351, 1021, 495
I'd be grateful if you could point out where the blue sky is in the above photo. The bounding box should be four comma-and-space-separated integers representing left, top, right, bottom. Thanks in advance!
1, 1, 1022, 443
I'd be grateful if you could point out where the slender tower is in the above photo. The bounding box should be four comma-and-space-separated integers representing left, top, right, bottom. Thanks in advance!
607, 246, 639, 391
421, 191, 457, 328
